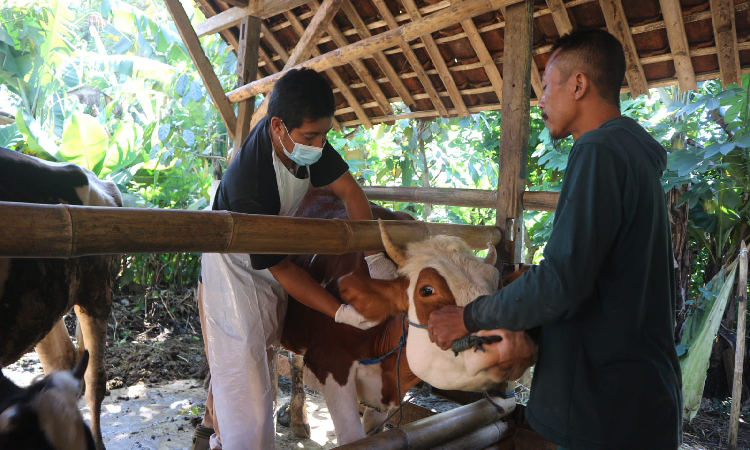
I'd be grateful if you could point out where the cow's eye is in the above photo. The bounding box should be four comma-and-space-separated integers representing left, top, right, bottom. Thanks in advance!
420, 285, 434, 296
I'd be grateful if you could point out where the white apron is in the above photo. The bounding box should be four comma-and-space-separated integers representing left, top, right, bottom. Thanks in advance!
202, 150, 310, 449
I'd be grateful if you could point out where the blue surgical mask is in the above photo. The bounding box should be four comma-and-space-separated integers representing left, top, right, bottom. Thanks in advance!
279, 122, 324, 166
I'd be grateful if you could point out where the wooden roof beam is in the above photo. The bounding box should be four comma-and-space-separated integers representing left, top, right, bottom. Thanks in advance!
228, 0, 509, 103
164, 0, 236, 139
658, 0, 697, 91
309, 0, 393, 116
460, 18, 503, 103
250, 0, 344, 128
340, 0, 417, 110
371, 0, 448, 116
403, 0, 469, 116
196, 0, 310, 37
599, 0, 649, 97
710, 0, 742, 87
545, 0, 573, 36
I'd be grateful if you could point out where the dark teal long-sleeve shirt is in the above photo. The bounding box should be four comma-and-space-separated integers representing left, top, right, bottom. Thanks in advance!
464, 116, 682, 449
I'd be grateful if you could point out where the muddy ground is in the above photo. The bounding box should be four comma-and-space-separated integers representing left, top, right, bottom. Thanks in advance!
5, 286, 750, 449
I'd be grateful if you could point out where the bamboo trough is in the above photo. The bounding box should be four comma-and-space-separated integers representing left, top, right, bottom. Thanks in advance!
0, 201, 501, 258
336, 398, 513, 449
362, 186, 559, 211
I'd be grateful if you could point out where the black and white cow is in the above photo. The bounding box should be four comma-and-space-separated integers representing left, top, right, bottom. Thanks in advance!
0, 351, 95, 449
0, 146, 122, 449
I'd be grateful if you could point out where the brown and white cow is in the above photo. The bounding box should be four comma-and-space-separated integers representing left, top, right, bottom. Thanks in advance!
275, 189, 537, 444
0, 146, 122, 449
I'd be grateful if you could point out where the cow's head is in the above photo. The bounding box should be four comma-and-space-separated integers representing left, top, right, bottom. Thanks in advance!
0, 351, 95, 449
340, 221, 536, 391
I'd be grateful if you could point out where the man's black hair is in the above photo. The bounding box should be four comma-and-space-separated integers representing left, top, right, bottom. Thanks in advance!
266, 68, 335, 130
551, 29, 626, 106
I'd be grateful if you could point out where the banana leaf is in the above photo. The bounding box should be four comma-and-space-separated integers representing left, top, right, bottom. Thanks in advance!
680, 260, 738, 421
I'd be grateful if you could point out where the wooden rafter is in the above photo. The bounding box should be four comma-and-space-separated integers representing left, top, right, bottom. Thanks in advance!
710, 0, 742, 86
196, 0, 310, 37
250, 0, 343, 128
234, 16, 261, 155
599, 0, 649, 97
371, 0, 448, 116
309, 0, 393, 116
164, 0, 236, 139
403, 0, 469, 116
261, 22, 290, 61
460, 17, 503, 102
340, 0, 416, 110
227, 0, 507, 104
279, 8, 364, 128
545, 0, 573, 36
658, 0, 697, 91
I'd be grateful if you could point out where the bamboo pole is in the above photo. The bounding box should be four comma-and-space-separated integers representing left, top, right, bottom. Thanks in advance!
729, 241, 748, 449
0, 202, 501, 258
337, 398, 514, 449
362, 186, 559, 211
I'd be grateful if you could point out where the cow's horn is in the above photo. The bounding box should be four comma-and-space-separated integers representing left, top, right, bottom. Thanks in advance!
484, 242, 497, 265
378, 219, 407, 267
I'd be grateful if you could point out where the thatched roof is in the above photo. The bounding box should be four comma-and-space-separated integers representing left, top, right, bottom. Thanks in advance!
192, 0, 749, 128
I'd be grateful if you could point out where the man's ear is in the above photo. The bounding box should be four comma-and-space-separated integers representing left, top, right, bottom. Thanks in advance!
573, 71, 589, 100
338, 271, 409, 323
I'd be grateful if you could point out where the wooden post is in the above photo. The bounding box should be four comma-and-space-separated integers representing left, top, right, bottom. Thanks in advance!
496, 0, 533, 264
729, 241, 748, 449
232, 16, 261, 159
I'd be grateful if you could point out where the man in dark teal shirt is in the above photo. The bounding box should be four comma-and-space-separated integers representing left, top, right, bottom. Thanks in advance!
428, 29, 682, 449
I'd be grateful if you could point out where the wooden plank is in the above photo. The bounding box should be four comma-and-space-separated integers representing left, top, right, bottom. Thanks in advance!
403, 0, 469, 116
710, 0, 742, 87
371, 0, 448, 116
599, 0, 649, 97
461, 18, 503, 102
267, 7, 371, 128
261, 22, 290, 61
249, 0, 346, 128
196, 0, 310, 37
363, 186, 559, 211
309, 0, 394, 115
164, 0, 236, 139
233, 16, 261, 156
658, 0, 697, 91
227, 0, 506, 103
0, 202, 503, 257
496, 0, 533, 264
545, 0, 573, 35
340, 1, 417, 110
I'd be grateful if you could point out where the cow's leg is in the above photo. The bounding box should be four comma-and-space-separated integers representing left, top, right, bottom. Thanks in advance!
289, 352, 310, 438
362, 406, 388, 435
35, 319, 75, 373
74, 304, 107, 450
320, 369, 365, 445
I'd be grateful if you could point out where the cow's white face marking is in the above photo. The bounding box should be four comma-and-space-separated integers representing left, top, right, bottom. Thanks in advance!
396, 236, 525, 391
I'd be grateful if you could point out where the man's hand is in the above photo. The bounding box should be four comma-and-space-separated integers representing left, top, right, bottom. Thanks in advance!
334, 304, 381, 330
428, 305, 469, 350
365, 252, 398, 280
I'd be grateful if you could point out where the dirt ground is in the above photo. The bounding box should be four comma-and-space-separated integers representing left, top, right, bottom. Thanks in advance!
5, 287, 750, 449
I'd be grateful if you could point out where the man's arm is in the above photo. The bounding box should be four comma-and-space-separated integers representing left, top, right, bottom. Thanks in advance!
268, 259, 340, 318
430, 143, 626, 346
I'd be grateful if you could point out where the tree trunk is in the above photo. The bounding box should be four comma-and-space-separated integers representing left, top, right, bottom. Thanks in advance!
669, 184, 692, 341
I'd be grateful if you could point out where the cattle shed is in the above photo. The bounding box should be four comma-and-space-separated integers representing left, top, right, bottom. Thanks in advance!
164, 0, 750, 264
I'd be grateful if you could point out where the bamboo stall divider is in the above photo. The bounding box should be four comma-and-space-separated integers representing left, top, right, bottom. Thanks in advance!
336, 398, 514, 449
362, 186, 559, 211
729, 241, 748, 449
0, 202, 501, 258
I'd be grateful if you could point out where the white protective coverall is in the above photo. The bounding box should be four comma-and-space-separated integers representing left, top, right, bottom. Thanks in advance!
202, 149, 310, 449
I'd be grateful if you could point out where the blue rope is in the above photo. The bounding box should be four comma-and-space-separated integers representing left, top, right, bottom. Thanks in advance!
359, 315, 409, 366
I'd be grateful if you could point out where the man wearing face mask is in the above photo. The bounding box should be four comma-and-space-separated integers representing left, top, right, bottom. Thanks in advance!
200, 68, 396, 449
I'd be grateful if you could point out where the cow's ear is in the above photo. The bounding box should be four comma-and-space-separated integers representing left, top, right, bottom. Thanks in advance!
338, 272, 409, 323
